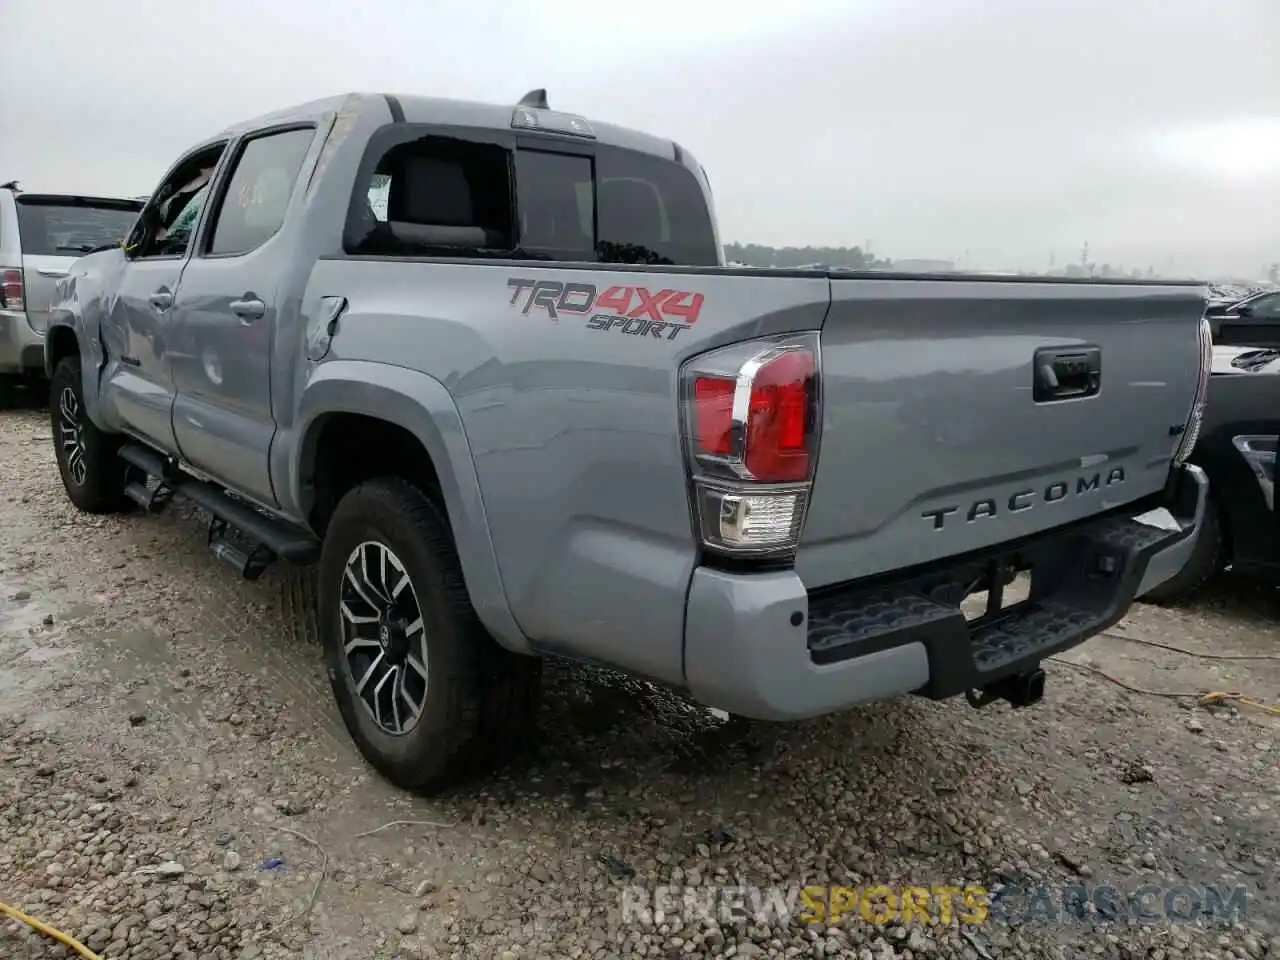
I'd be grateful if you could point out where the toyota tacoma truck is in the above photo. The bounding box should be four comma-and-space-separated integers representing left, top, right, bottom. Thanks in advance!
46, 90, 1212, 793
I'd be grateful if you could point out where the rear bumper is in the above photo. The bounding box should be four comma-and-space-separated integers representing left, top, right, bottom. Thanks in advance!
0, 310, 44, 375
1133, 467, 1209, 597
683, 464, 1207, 720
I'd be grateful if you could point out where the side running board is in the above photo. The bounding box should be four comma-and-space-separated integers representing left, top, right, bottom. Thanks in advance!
118, 444, 320, 580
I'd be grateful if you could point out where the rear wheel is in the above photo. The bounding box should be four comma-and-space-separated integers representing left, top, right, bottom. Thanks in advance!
318, 477, 540, 793
1140, 494, 1226, 606
50, 356, 131, 513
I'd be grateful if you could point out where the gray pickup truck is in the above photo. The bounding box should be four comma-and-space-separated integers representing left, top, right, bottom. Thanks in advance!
46, 90, 1212, 792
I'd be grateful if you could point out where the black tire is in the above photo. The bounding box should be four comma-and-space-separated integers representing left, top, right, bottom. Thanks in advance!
0, 374, 16, 411
1140, 495, 1226, 606
50, 356, 131, 513
318, 477, 540, 793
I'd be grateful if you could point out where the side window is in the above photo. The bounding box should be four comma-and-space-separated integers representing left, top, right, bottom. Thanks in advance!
206, 128, 315, 257
513, 150, 595, 261
346, 132, 513, 257
126, 143, 227, 260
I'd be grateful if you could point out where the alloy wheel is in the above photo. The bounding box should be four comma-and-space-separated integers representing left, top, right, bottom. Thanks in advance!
340, 541, 429, 735
58, 386, 87, 486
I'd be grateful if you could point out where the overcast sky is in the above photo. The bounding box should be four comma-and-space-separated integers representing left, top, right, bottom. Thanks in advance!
2, 0, 1276, 278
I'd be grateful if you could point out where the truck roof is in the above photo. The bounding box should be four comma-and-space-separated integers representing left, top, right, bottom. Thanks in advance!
216, 91, 681, 163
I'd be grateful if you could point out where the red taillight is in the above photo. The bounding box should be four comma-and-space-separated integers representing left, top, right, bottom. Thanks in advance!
0, 268, 23, 311
694, 376, 735, 455
745, 350, 813, 482
690, 350, 814, 483
681, 333, 821, 557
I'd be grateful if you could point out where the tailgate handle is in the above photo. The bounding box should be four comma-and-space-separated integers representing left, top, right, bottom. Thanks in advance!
1034, 346, 1101, 402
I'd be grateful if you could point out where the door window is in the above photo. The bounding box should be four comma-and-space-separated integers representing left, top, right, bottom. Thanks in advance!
205, 128, 315, 257
126, 144, 227, 260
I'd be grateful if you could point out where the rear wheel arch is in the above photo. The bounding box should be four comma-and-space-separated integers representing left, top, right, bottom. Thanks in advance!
292, 366, 529, 652
303, 411, 444, 534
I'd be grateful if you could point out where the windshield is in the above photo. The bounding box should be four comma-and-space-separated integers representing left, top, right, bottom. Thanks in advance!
15, 196, 144, 256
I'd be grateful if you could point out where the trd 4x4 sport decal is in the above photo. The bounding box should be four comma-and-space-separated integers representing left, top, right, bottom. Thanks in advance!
506, 278, 704, 341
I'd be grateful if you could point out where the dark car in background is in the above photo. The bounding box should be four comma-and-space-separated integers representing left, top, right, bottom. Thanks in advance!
1208, 289, 1280, 347
1142, 342, 1280, 603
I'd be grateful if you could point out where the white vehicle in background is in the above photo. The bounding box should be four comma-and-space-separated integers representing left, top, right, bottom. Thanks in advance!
0, 182, 144, 407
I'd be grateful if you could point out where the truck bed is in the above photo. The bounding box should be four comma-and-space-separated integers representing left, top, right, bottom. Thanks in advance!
303, 257, 1206, 686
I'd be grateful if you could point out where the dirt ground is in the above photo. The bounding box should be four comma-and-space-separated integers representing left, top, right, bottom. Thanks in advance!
0, 402, 1276, 960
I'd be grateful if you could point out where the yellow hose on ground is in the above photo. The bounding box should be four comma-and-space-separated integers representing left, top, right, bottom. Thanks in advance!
1199, 691, 1280, 716
0, 899, 104, 959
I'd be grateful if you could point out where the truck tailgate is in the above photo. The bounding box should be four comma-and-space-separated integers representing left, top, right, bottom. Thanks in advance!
797, 278, 1206, 590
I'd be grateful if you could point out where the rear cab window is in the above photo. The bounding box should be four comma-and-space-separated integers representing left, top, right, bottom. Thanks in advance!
346, 125, 718, 267
14, 196, 144, 256
515, 146, 719, 266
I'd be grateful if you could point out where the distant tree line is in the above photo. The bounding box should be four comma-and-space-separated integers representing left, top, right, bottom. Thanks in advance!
723, 243, 888, 269
725, 243, 1279, 282
1060, 262, 1152, 280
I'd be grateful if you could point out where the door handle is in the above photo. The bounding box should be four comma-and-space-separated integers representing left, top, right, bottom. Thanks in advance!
148, 290, 173, 311
230, 297, 266, 321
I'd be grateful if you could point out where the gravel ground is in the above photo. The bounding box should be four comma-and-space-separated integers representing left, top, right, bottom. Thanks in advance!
0, 402, 1276, 960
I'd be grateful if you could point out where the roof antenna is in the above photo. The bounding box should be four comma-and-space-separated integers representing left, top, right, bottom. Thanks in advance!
0, 180, 19, 192
517, 89, 549, 110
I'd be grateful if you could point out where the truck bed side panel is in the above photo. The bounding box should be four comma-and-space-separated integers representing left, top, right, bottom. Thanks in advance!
301, 258, 830, 685
798, 279, 1205, 589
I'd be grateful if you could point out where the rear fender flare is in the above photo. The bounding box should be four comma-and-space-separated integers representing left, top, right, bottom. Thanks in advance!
292, 360, 529, 653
